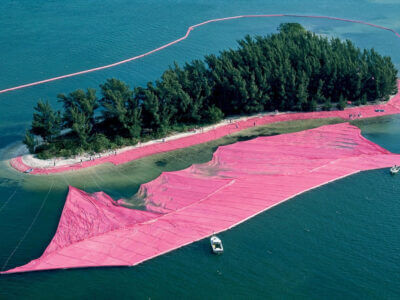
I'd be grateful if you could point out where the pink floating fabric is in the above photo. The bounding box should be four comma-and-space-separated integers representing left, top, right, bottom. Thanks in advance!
10, 80, 400, 174
3, 122, 400, 274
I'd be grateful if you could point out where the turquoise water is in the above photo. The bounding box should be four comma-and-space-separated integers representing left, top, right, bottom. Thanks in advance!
1, 1, 400, 298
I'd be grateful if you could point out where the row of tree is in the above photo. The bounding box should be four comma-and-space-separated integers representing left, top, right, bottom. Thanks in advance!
24, 23, 398, 158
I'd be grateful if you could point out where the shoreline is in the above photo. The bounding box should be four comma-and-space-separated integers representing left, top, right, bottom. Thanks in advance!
10, 80, 400, 175
20, 111, 275, 169
9, 80, 400, 175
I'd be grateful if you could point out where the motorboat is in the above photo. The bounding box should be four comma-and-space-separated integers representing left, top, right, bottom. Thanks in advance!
210, 235, 223, 254
24, 168, 33, 174
390, 165, 400, 175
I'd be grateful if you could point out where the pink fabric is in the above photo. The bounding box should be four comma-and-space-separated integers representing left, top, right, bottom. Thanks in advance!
3, 122, 400, 274
11, 80, 400, 174
1, 14, 399, 95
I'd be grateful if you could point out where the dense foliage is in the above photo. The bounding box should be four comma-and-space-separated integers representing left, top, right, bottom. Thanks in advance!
24, 23, 398, 159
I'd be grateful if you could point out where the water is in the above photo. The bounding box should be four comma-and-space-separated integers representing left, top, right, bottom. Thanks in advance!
1, 1, 400, 298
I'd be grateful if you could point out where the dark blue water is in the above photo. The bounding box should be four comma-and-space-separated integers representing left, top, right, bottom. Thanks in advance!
1, 1, 400, 298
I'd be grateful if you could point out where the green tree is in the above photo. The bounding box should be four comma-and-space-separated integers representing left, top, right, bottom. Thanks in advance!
58, 88, 98, 129
278, 23, 307, 35
31, 100, 61, 143
337, 94, 347, 110
136, 84, 162, 133
100, 78, 141, 138
70, 107, 91, 146
204, 105, 224, 123
322, 98, 332, 111
23, 130, 36, 153
296, 74, 309, 111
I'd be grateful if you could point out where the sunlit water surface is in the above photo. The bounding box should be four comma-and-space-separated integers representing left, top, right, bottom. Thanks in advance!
0, 1, 400, 298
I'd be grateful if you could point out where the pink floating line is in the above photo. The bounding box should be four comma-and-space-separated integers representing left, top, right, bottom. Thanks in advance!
1, 14, 399, 94
3, 122, 400, 274
10, 80, 400, 175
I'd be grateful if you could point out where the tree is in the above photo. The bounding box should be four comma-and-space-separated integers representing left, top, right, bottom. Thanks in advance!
100, 78, 133, 135
92, 134, 111, 153
204, 105, 224, 123
136, 84, 162, 133
337, 94, 346, 110
309, 99, 318, 112
361, 94, 367, 105
156, 68, 189, 125
31, 100, 61, 143
296, 74, 309, 111
125, 103, 142, 138
23, 130, 36, 153
177, 60, 212, 123
322, 98, 332, 111
58, 88, 98, 129
100, 78, 141, 138
278, 23, 307, 35
313, 79, 326, 104
70, 107, 91, 146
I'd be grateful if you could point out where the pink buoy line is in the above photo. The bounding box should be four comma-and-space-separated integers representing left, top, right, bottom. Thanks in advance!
0, 14, 399, 95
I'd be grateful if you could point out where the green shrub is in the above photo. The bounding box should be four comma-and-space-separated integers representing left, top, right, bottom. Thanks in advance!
91, 134, 110, 153
205, 106, 224, 123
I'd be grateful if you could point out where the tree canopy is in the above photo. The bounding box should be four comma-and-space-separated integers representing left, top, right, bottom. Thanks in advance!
24, 23, 398, 159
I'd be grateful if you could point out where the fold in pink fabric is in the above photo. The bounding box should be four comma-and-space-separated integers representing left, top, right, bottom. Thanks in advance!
4, 122, 400, 274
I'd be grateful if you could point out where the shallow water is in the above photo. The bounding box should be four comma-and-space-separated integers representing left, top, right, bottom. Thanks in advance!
1, 1, 400, 299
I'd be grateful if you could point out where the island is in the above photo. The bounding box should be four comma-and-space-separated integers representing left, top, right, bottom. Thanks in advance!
23, 23, 397, 161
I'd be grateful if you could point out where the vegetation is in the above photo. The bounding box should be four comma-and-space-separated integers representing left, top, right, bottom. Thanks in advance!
24, 23, 398, 159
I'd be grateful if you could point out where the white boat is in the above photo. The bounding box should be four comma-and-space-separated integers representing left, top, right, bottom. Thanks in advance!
24, 168, 33, 174
210, 235, 223, 254
390, 165, 400, 174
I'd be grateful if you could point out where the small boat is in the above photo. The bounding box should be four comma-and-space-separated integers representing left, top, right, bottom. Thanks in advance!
24, 168, 33, 174
210, 235, 223, 254
390, 165, 400, 175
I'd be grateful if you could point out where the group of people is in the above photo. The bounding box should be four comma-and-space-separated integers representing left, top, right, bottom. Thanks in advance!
348, 112, 362, 119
